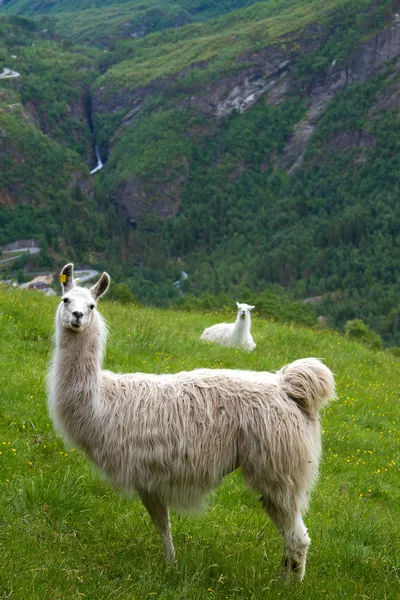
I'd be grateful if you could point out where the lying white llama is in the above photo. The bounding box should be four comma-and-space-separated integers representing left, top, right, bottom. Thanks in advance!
200, 302, 256, 351
48, 264, 335, 581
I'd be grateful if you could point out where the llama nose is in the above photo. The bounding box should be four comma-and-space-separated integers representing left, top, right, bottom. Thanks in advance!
72, 310, 84, 320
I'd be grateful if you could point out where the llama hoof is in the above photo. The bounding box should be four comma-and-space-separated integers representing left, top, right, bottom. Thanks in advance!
165, 549, 176, 564
281, 556, 306, 583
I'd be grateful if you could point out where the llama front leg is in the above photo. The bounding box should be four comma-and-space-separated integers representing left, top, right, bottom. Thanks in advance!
138, 490, 176, 563
261, 495, 310, 582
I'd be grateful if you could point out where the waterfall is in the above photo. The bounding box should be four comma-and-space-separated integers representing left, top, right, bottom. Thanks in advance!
84, 90, 104, 175
90, 146, 104, 174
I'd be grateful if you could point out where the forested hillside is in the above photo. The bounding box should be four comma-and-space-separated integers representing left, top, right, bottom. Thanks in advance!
0, 17, 129, 267
0, 0, 267, 46
1, 0, 400, 344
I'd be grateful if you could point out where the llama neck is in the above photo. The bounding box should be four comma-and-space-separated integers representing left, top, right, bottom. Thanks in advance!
232, 314, 251, 339
50, 309, 106, 447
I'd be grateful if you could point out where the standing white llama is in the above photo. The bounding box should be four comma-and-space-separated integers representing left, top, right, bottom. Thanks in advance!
200, 302, 256, 351
48, 264, 335, 581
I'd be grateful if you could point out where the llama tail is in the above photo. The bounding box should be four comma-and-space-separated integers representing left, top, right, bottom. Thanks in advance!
277, 358, 335, 417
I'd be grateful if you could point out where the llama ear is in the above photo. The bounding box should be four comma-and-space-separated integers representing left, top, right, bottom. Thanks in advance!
236, 302, 240, 308
60, 263, 75, 294
90, 272, 110, 300
249, 305, 255, 311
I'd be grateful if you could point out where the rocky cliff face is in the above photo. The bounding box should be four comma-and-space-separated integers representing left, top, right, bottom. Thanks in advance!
93, 17, 400, 222
91, 25, 326, 221
93, 25, 325, 133
112, 157, 189, 223
282, 18, 400, 171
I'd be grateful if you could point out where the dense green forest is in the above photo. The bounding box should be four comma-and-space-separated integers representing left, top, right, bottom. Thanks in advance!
1, 0, 400, 345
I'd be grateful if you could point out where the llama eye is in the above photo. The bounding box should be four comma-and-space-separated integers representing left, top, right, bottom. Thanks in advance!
90, 304, 95, 310
63, 298, 69, 304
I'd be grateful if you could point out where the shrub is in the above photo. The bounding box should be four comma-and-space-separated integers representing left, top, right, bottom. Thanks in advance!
388, 346, 400, 357
345, 318, 382, 350
107, 283, 138, 305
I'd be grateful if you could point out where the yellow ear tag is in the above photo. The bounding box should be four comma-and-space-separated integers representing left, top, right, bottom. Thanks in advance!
60, 274, 67, 283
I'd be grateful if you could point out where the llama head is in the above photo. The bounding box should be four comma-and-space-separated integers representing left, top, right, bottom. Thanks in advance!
58, 263, 110, 331
236, 302, 255, 320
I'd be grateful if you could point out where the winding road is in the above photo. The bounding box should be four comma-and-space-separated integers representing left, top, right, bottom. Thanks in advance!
74, 269, 99, 283
0, 246, 40, 265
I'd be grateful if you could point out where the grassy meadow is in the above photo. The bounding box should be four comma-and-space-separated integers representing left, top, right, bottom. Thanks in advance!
0, 284, 399, 599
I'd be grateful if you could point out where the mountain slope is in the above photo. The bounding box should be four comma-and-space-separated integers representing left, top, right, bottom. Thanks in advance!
1, 1, 400, 345
0, 16, 128, 266
0, 0, 268, 46
91, 0, 400, 344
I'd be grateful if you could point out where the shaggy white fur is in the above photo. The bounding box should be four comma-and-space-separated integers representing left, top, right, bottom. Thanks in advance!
200, 302, 256, 351
48, 264, 335, 581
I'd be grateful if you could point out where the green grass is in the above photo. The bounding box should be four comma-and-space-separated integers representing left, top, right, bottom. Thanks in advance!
0, 284, 399, 599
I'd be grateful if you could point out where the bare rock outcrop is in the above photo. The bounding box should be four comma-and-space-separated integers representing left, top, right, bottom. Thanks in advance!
282, 19, 400, 172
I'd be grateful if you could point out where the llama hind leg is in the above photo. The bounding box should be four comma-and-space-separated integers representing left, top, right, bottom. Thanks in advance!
138, 490, 175, 563
261, 494, 310, 582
